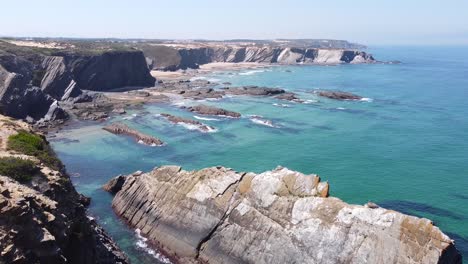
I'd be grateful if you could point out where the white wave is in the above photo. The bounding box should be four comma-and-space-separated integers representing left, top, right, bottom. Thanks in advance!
239, 70, 265, 76
178, 123, 217, 133
303, 99, 318, 104
194, 115, 220, 121
360, 97, 374, 102
135, 229, 172, 263
336, 107, 347, 110
273, 103, 291, 108
171, 101, 187, 107
250, 117, 277, 128
190, 76, 207, 81
122, 113, 138, 120
207, 78, 221, 82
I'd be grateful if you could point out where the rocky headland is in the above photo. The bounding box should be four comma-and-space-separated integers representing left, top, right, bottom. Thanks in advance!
0, 40, 155, 124
0, 115, 128, 264
105, 165, 462, 264
141, 44, 377, 71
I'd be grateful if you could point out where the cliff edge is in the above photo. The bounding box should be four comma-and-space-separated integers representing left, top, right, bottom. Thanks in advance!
0, 115, 128, 264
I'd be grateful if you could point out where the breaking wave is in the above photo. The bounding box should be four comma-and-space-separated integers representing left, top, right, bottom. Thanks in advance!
135, 229, 172, 263
239, 70, 265, 76
194, 115, 221, 121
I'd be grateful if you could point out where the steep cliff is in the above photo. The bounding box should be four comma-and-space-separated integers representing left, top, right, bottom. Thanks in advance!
0, 41, 155, 121
0, 115, 128, 264
142, 45, 376, 70
106, 165, 462, 264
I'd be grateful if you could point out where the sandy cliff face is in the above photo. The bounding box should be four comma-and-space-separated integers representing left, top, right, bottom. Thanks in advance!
106, 165, 462, 264
144, 45, 375, 70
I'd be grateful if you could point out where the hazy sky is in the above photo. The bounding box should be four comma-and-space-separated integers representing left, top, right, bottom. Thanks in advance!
2, 0, 468, 45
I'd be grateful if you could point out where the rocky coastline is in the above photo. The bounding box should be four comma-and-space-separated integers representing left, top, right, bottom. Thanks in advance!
0, 115, 128, 264
142, 45, 377, 71
104, 165, 462, 264
0, 39, 463, 264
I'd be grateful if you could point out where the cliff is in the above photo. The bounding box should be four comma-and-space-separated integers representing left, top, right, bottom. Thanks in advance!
0, 40, 155, 122
0, 115, 128, 263
106, 165, 462, 264
142, 45, 376, 71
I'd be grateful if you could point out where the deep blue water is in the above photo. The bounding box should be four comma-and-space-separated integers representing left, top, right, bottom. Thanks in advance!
51, 46, 468, 263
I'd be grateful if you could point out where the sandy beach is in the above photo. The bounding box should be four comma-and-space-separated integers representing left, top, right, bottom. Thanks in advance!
151, 62, 273, 81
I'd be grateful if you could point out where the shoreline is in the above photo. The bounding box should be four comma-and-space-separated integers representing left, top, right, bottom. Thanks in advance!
151, 62, 274, 81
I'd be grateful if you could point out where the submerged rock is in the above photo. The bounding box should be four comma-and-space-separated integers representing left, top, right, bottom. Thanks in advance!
184, 104, 241, 118
315, 90, 363, 100
105, 165, 461, 263
222, 86, 285, 96
275, 92, 303, 103
103, 122, 164, 146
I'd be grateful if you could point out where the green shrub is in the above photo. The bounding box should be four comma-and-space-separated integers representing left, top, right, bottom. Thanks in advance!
0, 157, 39, 182
7, 131, 63, 171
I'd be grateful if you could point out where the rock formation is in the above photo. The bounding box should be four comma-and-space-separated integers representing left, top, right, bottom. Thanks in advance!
315, 90, 363, 100
222, 86, 285, 96
0, 115, 128, 264
105, 165, 462, 264
0, 40, 155, 122
142, 44, 376, 71
103, 122, 164, 146
184, 105, 241, 118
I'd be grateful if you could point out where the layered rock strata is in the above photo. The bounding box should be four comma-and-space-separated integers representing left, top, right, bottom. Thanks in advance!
144, 45, 376, 71
0, 41, 155, 122
106, 165, 462, 264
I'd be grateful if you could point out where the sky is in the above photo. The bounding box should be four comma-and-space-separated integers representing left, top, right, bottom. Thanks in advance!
2, 0, 468, 45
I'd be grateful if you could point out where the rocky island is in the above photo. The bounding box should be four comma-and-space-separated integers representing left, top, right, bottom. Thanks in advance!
105, 165, 461, 264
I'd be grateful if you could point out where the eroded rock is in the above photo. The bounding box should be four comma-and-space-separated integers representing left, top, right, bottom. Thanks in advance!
103, 122, 164, 146
160, 113, 216, 133
184, 105, 241, 118
315, 90, 363, 100
104, 166, 461, 263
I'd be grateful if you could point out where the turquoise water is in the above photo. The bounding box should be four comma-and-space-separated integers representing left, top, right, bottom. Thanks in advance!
50, 46, 468, 263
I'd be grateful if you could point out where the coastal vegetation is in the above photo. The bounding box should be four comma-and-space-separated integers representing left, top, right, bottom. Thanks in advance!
7, 130, 62, 170
0, 157, 39, 182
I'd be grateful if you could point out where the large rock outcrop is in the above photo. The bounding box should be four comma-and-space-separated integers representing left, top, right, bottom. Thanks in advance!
0, 63, 63, 121
0, 115, 128, 264
63, 50, 156, 91
142, 45, 376, 71
0, 41, 155, 122
106, 165, 462, 264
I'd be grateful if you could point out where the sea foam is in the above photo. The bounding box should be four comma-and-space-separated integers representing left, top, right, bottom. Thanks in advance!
135, 229, 172, 263
239, 70, 265, 76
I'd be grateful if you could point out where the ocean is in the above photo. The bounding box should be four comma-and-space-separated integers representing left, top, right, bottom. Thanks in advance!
50, 46, 468, 263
